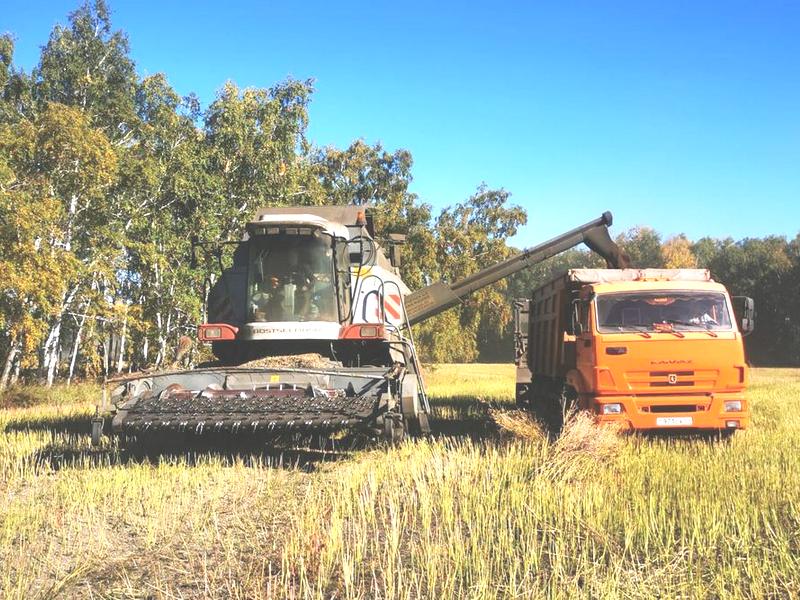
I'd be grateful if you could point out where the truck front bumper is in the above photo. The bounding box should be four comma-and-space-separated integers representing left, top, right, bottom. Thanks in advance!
591, 392, 749, 431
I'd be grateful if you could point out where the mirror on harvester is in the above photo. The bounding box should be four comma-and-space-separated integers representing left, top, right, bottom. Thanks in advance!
388, 233, 406, 268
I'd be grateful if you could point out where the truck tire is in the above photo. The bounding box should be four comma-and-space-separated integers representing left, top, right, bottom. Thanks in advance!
516, 383, 531, 407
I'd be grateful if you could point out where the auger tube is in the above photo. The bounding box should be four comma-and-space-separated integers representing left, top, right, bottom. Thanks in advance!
404, 211, 628, 326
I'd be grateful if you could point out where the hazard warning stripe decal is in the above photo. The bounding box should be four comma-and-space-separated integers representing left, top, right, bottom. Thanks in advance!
384, 294, 402, 320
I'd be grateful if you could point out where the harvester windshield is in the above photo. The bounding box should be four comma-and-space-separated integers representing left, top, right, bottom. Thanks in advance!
248, 233, 338, 323
595, 291, 734, 333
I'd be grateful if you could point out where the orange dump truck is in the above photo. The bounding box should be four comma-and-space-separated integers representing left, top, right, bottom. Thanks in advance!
514, 269, 755, 432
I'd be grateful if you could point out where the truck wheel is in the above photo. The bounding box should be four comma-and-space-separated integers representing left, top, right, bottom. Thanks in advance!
516, 384, 531, 407
553, 385, 579, 434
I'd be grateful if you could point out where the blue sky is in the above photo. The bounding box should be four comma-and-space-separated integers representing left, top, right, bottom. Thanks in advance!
4, 1, 799, 246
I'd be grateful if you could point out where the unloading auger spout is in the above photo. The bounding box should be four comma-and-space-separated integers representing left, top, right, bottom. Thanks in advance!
404, 211, 629, 326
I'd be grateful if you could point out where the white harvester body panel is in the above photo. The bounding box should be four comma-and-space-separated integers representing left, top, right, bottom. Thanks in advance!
351, 264, 411, 327
240, 321, 342, 340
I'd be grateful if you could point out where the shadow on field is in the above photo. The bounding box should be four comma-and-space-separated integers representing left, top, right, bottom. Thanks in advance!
30, 441, 354, 472
634, 428, 737, 443
427, 396, 502, 442
3, 414, 91, 435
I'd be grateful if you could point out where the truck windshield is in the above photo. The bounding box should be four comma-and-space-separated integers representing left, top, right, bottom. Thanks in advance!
595, 291, 733, 333
248, 234, 338, 322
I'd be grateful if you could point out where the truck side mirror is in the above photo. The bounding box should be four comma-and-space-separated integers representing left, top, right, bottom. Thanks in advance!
732, 296, 755, 336
571, 299, 584, 336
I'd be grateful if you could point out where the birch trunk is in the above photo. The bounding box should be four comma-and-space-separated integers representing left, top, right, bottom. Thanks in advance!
41, 322, 60, 378
155, 310, 164, 368
10, 357, 21, 386
101, 332, 110, 377
45, 320, 62, 387
43, 285, 79, 386
117, 312, 128, 373
142, 335, 149, 368
0, 341, 19, 391
67, 314, 87, 385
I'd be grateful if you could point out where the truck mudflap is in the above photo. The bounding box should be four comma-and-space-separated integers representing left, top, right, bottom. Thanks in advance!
112, 384, 381, 435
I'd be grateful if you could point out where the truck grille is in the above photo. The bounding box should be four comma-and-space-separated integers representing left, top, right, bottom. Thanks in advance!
649, 370, 694, 387
624, 369, 719, 390
650, 404, 699, 413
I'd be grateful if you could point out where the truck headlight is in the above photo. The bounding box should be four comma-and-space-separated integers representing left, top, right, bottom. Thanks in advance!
724, 400, 742, 412
602, 403, 622, 415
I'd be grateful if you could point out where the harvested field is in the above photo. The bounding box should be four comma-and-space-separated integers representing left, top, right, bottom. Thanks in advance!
1, 366, 799, 598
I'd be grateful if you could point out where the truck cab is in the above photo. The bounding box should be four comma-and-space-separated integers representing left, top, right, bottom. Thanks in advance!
520, 269, 754, 432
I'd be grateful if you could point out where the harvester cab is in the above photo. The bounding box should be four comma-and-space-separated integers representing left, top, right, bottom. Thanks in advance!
93, 207, 625, 448
198, 206, 410, 369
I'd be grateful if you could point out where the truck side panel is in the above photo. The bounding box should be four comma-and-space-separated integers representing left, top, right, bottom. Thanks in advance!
528, 275, 574, 379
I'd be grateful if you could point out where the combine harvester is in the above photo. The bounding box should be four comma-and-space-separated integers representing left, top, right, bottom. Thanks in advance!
514, 269, 755, 433
92, 207, 626, 447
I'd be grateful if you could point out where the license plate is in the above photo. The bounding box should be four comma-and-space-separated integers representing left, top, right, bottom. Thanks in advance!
656, 416, 693, 427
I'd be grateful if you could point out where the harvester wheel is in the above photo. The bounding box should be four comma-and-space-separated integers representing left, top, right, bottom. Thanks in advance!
406, 412, 431, 436
416, 412, 431, 435
91, 418, 104, 447
383, 414, 406, 444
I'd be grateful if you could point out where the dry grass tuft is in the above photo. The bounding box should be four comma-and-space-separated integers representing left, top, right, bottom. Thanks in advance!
554, 408, 623, 463
490, 408, 547, 442
490, 405, 623, 482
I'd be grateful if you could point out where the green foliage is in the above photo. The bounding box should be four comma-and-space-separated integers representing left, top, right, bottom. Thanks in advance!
0, 0, 798, 383
693, 236, 799, 364
34, 0, 137, 136
312, 140, 435, 289
661, 234, 697, 268
415, 186, 526, 362
0, 102, 117, 376
616, 225, 664, 268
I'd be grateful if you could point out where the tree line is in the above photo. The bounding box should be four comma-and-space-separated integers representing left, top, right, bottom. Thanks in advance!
0, 2, 796, 389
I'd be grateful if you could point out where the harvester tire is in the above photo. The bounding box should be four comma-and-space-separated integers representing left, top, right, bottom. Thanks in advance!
383, 415, 406, 444
407, 412, 431, 436
91, 418, 103, 447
